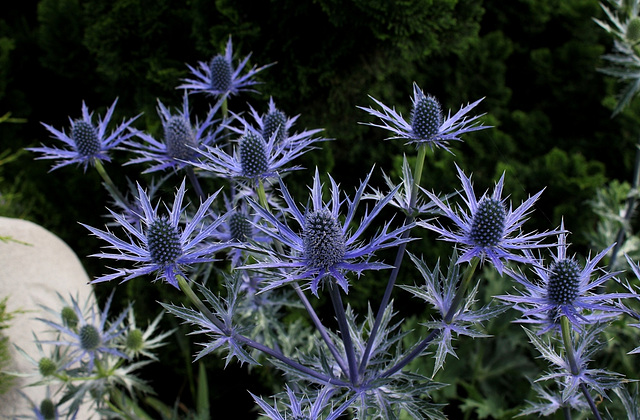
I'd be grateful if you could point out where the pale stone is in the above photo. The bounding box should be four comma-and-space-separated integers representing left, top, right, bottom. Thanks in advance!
0, 216, 94, 419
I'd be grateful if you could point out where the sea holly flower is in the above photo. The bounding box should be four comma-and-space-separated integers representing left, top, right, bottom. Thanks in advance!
82, 179, 228, 288
178, 36, 274, 98
250, 385, 354, 420
358, 82, 487, 151
29, 98, 139, 171
419, 164, 560, 273
228, 97, 325, 148
190, 122, 323, 183
498, 221, 630, 333
125, 91, 225, 173
244, 168, 414, 296
37, 292, 128, 372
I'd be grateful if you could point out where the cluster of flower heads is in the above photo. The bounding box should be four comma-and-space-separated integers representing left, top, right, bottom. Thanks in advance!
26, 32, 640, 420
12, 291, 171, 418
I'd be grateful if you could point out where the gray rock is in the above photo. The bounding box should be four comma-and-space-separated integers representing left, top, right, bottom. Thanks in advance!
0, 217, 94, 419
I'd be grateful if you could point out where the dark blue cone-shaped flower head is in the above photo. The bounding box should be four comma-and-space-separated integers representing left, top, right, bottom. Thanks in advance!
547, 259, 581, 306
359, 82, 488, 151
244, 168, 414, 296
30, 99, 139, 171
263, 108, 288, 143
303, 209, 347, 269
469, 198, 507, 247
125, 91, 223, 173
164, 115, 197, 161
71, 119, 101, 157
229, 212, 252, 242
227, 97, 326, 150
498, 220, 632, 333
178, 36, 274, 98
239, 132, 269, 178
209, 54, 233, 92
147, 218, 183, 266
411, 94, 443, 140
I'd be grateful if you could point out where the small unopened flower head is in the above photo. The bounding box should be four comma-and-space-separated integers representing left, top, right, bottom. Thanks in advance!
209, 54, 233, 92
303, 209, 347, 268
147, 218, 183, 266
38, 357, 57, 377
411, 94, 443, 139
229, 212, 252, 242
164, 116, 197, 161
469, 198, 507, 247
239, 132, 269, 177
39, 399, 56, 420
263, 108, 288, 143
125, 328, 144, 353
79, 324, 101, 351
61, 306, 79, 329
71, 120, 100, 157
627, 16, 640, 42
547, 258, 580, 306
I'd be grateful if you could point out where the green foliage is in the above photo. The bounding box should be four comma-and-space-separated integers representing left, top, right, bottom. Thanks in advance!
0, 297, 17, 396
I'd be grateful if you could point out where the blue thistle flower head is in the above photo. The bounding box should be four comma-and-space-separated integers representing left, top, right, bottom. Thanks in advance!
164, 115, 197, 161
228, 211, 254, 243
239, 131, 270, 178
190, 120, 323, 183
178, 36, 275, 98
303, 209, 347, 269
125, 91, 224, 173
243, 168, 414, 296
225, 97, 328, 152
70, 119, 101, 157
29, 99, 139, 171
358, 82, 489, 151
419, 164, 561, 273
208, 54, 233, 92
498, 220, 632, 333
82, 179, 229, 288
263, 107, 288, 143
410, 92, 443, 139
